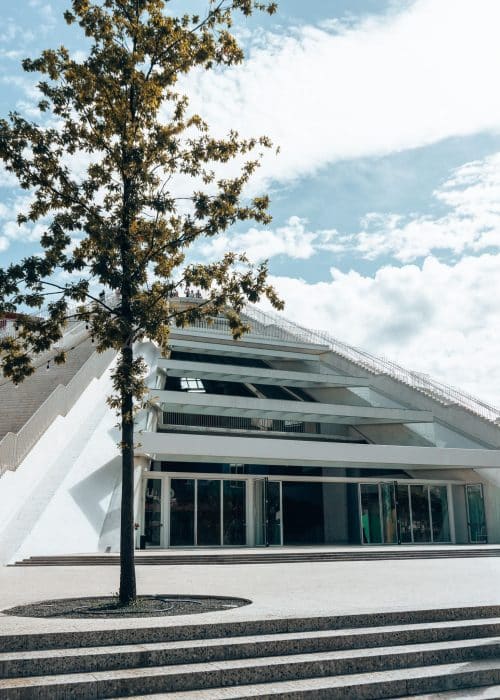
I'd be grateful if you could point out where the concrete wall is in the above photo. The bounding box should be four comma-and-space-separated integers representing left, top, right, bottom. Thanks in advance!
0, 358, 121, 564
321, 352, 500, 449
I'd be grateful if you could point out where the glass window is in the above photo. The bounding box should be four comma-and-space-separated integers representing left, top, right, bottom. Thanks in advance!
430, 485, 450, 542
170, 478, 195, 546
466, 484, 487, 543
360, 484, 382, 544
223, 480, 246, 545
197, 480, 221, 546
397, 485, 412, 543
381, 482, 397, 544
180, 377, 205, 392
410, 485, 431, 542
267, 481, 282, 545
144, 479, 162, 546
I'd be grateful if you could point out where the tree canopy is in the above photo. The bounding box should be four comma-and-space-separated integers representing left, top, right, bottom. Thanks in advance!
0, 0, 282, 603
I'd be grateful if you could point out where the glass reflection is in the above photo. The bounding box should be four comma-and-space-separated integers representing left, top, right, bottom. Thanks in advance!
144, 479, 162, 546
466, 484, 487, 543
223, 480, 246, 545
267, 481, 281, 545
430, 485, 450, 542
360, 484, 382, 544
170, 478, 195, 546
197, 479, 221, 546
381, 482, 397, 544
411, 485, 431, 542
397, 485, 412, 543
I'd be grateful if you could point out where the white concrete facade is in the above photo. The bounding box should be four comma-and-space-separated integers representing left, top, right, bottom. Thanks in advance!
1, 306, 500, 563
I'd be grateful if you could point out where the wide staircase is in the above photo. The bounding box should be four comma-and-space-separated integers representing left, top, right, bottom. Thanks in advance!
11, 545, 500, 566
2, 606, 500, 697
0, 337, 95, 439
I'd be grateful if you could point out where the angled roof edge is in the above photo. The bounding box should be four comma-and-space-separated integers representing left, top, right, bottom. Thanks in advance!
243, 305, 500, 426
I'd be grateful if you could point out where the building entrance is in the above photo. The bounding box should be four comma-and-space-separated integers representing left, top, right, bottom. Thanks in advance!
359, 482, 451, 544
254, 479, 282, 546
144, 476, 247, 547
466, 483, 487, 543
143, 470, 460, 548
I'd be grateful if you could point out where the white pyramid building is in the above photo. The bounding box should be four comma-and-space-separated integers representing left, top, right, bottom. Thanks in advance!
1, 301, 499, 563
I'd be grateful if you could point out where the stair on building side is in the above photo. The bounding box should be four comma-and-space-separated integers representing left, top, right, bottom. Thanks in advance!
2, 607, 500, 698
0, 337, 95, 440
11, 546, 500, 566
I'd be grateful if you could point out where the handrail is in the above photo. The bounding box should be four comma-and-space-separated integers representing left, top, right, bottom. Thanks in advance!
0, 291, 119, 341
2, 292, 498, 427
242, 306, 500, 425
165, 307, 500, 424
0, 348, 116, 476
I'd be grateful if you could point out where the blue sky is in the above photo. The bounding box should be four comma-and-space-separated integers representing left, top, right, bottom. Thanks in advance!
1, 1, 500, 405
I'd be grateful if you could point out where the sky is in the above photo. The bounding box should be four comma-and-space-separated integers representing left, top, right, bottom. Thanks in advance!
1, 0, 500, 407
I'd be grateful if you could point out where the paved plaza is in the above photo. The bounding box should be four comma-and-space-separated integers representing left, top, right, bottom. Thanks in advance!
2, 548, 500, 636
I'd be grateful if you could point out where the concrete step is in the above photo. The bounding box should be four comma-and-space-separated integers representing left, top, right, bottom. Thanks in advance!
3, 610, 500, 698
125, 679, 500, 699
4, 620, 500, 678
395, 686, 500, 699
3, 607, 500, 653
2, 655, 500, 699
12, 547, 500, 566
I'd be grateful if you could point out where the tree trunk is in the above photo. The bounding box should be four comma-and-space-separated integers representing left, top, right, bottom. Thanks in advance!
119, 343, 137, 604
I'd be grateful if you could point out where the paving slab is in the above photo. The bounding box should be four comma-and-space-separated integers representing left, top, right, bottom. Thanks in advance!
2, 555, 500, 637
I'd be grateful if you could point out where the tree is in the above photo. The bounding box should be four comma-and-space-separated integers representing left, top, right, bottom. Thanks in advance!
0, 0, 282, 604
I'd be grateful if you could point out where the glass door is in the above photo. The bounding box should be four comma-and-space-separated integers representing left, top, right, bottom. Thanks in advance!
430, 485, 450, 542
197, 479, 221, 546
267, 481, 282, 545
380, 482, 397, 544
360, 484, 382, 544
254, 478, 282, 546
396, 484, 412, 543
144, 479, 163, 547
167, 477, 248, 546
361, 482, 451, 545
410, 485, 432, 542
223, 479, 246, 545
170, 478, 195, 546
466, 484, 487, 543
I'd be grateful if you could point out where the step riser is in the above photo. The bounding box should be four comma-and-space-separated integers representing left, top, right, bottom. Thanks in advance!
14, 553, 500, 566
4, 624, 500, 678
4, 607, 500, 652
2, 651, 500, 700
219, 672, 500, 700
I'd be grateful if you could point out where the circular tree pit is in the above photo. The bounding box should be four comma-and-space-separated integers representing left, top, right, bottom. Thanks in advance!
3, 594, 251, 618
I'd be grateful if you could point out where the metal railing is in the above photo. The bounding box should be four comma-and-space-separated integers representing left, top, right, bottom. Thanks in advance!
3, 292, 498, 426
0, 348, 116, 476
173, 313, 302, 344
162, 411, 309, 435
242, 306, 500, 425
0, 291, 120, 342
171, 306, 500, 424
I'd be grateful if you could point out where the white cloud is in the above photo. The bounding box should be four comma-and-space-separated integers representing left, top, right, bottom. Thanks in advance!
196, 151, 500, 265
263, 254, 500, 407
180, 0, 500, 187
199, 216, 341, 263
348, 152, 500, 261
